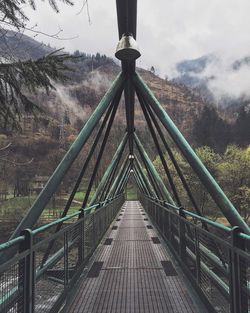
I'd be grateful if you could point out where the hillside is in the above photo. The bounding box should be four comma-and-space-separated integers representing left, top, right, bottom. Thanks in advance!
0, 31, 249, 241
0, 30, 206, 140
30, 62, 206, 141
173, 53, 250, 112
1, 32, 248, 165
0, 30, 53, 61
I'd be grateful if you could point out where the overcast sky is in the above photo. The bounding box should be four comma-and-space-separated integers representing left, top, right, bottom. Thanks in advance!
24, 0, 250, 78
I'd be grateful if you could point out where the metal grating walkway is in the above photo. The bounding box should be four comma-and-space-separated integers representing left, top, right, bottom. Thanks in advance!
65, 201, 206, 313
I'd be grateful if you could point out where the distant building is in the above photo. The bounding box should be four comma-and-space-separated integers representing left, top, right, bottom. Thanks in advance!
21, 114, 50, 135
0, 187, 9, 200
31, 175, 49, 194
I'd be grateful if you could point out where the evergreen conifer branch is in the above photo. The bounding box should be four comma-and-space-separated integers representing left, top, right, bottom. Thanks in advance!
0, 1, 75, 130
0, 49, 74, 129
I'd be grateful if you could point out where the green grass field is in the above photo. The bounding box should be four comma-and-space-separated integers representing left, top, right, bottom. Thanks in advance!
126, 185, 138, 200
0, 186, 139, 226
0, 190, 96, 220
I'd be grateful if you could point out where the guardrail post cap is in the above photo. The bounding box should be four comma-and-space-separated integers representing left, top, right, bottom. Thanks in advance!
179, 207, 185, 217
19, 228, 33, 251
231, 226, 245, 249
79, 208, 85, 218
20, 228, 33, 237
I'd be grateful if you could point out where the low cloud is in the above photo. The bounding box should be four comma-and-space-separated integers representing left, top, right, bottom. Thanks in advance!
207, 61, 250, 101
83, 71, 112, 94
23, 0, 250, 107
47, 84, 87, 123
185, 53, 250, 103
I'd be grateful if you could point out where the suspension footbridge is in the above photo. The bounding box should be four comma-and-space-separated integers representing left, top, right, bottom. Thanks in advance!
0, 1, 249, 313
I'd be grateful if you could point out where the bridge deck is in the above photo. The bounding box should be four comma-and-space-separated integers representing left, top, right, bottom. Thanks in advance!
65, 201, 206, 313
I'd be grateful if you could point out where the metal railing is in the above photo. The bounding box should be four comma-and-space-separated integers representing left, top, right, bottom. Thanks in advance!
139, 194, 250, 313
0, 194, 124, 313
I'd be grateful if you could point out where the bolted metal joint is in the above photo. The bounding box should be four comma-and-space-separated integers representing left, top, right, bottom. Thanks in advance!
115, 33, 141, 61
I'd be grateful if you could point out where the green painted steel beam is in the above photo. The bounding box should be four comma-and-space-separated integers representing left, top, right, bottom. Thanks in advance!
134, 157, 155, 197
133, 72, 250, 234
134, 156, 156, 197
138, 95, 181, 205
115, 162, 131, 195
135, 142, 163, 199
116, 0, 137, 39
133, 169, 147, 194
81, 89, 122, 209
133, 165, 148, 195
114, 162, 131, 195
120, 173, 131, 194
117, 167, 131, 194
113, 162, 130, 196
134, 133, 175, 205
88, 133, 128, 209
107, 157, 129, 199
134, 174, 145, 195
124, 76, 135, 154
99, 150, 124, 201
10, 73, 125, 240
133, 172, 143, 192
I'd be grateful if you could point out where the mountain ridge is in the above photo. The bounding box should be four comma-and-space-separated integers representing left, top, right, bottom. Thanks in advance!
0, 30, 248, 151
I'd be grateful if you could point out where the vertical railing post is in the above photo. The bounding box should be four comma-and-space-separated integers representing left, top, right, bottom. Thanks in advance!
164, 203, 171, 241
162, 209, 166, 237
179, 208, 186, 261
92, 213, 96, 249
159, 205, 162, 230
162, 203, 168, 241
79, 209, 85, 264
106, 202, 109, 229
194, 228, 201, 284
164, 208, 170, 240
107, 203, 110, 225
19, 229, 35, 313
161, 206, 165, 233
230, 226, 247, 313
169, 210, 173, 245
64, 231, 69, 287
154, 202, 157, 222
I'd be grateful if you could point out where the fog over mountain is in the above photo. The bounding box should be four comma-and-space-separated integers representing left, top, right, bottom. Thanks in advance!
0, 28, 249, 156
22, 0, 250, 101
173, 53, 250, 108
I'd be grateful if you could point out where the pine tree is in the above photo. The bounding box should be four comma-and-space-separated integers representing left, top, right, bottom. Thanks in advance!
0, 0, 74, 129
193, 105, 231, 151
234, 106, 250, 147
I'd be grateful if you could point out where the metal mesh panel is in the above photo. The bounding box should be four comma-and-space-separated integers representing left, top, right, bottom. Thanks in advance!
34, 232, 65, 313
0, 196, 124, 313
67, 222, 84, 282
0, 261, 24, 313
169, 212, 179, 252
198, 230, 230, 313
84, 213, 95, 259
238, 249, 250, 313
140, 196, 250, 313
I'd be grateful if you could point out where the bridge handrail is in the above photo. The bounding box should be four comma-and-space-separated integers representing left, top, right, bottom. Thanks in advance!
0, 194, 125, 313
140, 194, 250, 313
238, 232, 250, 241
32, 210, 81, 236
0, 194, 122, 252
0, 236, 25, 253
145, 195, 233, 233
147, 195, 250, 239
33, 195, 121, 236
